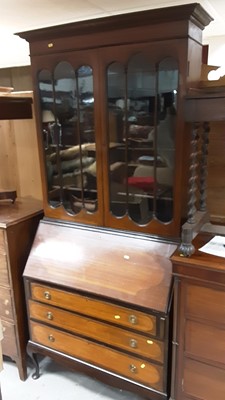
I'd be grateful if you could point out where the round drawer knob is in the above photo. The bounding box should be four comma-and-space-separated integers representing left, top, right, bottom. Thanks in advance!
129, 339, 138, 348
129, 364, 137, 374
129, 314, 137, 325
48, 334, 55, 342
44, 291, 51, 300
47, 312, 53, 320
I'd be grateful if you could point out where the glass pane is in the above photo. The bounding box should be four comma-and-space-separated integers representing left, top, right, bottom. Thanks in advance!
38, 69, 61, 207
156, 57, 178, 222
107, 62, 127, 217
52, 61, 77, 214
76, 65, 97, 213
127, 53, 156, 225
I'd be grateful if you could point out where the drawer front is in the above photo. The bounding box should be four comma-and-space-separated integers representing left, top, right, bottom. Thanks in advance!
185, 319, 225, 366
183, 358, 225, 400
29, 300, 164, 362
0, 254, 10, 286
30, 321, 164, 392
186, 284, 225, 324
31, 283, 157, 336
1, 319, 17, 357
0, 229, 6, 254
0, 287, 14, 320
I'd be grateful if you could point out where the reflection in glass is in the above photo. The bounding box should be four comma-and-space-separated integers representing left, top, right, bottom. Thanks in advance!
39, 69, 61, 207
127, 53, 156, 224
156, 57, 178, 222
107, 62, 127, 217
107, 54, 178, 227
38, 63, 97, 215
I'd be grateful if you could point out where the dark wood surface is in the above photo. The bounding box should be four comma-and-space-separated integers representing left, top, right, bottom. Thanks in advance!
24, 219, 176, 313
24, 219, 175, 399
0, 96, 32, 120
171, 232, 225, 400
0, 198, 43, 380
172, 232, 225, 283
0, 197, 43, 228
16, 4, 211, 239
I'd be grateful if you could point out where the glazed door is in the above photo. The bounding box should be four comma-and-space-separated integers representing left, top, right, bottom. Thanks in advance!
33, 51, 104, 225
99, 42, 181, 237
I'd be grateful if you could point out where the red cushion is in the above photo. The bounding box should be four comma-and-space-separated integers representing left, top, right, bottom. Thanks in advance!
128, 176, 155, 191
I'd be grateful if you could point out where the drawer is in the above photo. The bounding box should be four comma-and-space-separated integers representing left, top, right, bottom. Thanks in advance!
183, 358, 225, 400
0, 254, 10, 286
186, 284, 225, 325
29, 300, 164, 362
31, 283, 157, 336
30, 321, 164, 392
0, 287, 14, 320
0, 229, 6, 254
185, 319, 225, 366
1, 319, 17, 357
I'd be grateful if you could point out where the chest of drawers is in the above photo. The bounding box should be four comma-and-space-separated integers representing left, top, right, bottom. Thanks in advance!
171, 233, 225, 400
23, 220, 176, 399
0, 198, 43, 380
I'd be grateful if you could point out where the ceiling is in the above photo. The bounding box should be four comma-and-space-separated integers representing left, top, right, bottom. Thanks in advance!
1, 0, 225, 69
1, 0, 225, 37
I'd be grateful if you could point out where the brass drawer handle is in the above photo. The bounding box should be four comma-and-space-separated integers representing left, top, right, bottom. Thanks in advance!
48, 334, 55, 342
129, 364, 137, 373
44, 291, 51, 300
129, 314, 137, 325
47, 312, 53, 320
129, 339, 138, 348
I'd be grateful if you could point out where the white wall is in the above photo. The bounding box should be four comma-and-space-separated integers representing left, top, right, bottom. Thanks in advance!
0, 33, 30, 68
203, 35, 225, 71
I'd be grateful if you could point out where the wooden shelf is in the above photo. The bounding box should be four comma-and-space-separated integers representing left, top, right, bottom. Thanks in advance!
0, 96, 33, 120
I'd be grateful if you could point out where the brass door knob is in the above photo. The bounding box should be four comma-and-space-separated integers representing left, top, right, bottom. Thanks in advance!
129, 314, 137, 325
47, 312, 53, 320
129, 338, 138, 348
48, 334, 55, 342
44, 291, 51, 300
129, 364, 137, 373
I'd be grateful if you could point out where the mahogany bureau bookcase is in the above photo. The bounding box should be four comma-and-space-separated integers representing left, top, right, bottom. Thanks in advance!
16, 3, 213, 399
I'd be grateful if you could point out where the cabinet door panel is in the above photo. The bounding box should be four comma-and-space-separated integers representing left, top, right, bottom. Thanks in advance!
185, 319, 225, 365
183, 358, 225, 400
186, 284, 225, 324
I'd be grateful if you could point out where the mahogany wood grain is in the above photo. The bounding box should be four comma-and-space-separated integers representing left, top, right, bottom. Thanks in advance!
29, 300, 164, 361
183, 358, 225, 400
30, 284, 157, 335
25, 220, 176, 314
30, 321, 164, 392
171, 232, 225, 400
185, 319, 225, 366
